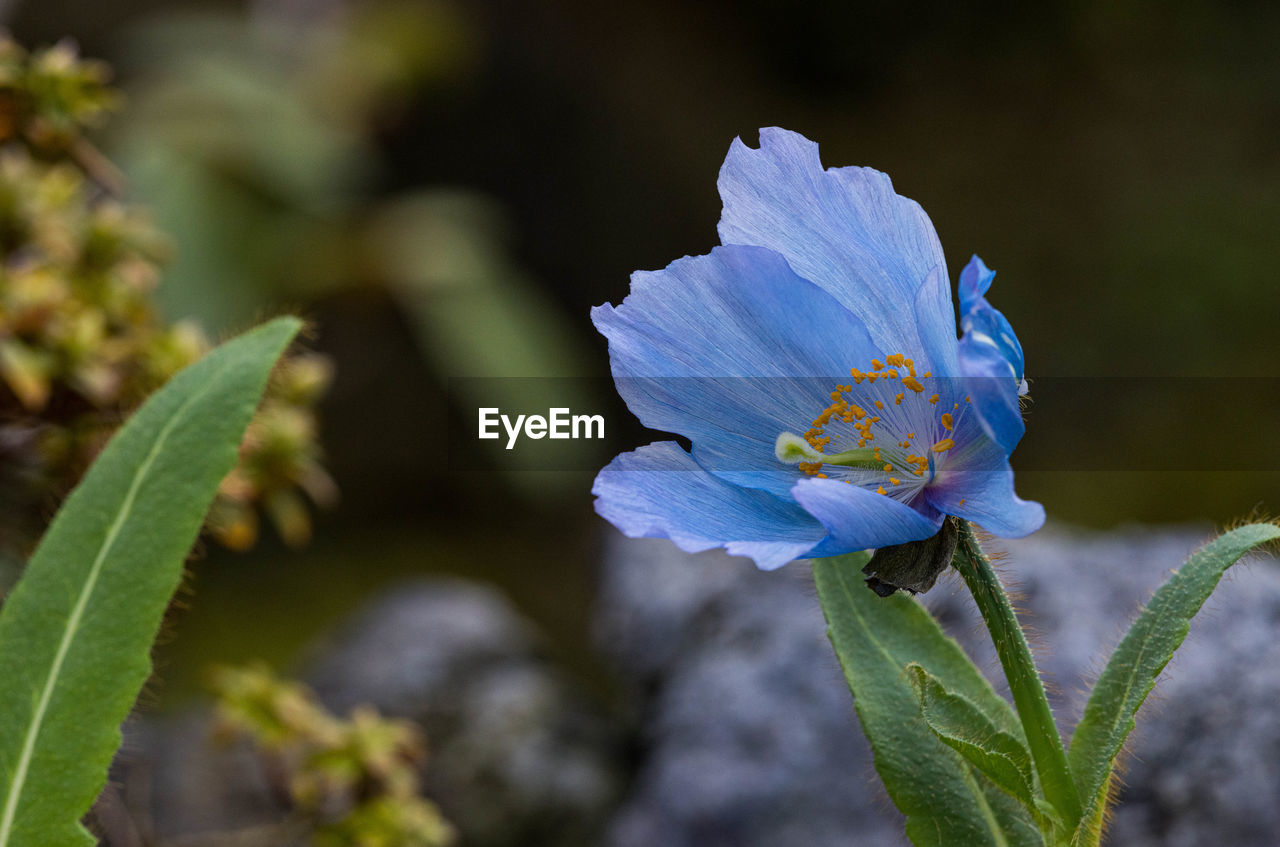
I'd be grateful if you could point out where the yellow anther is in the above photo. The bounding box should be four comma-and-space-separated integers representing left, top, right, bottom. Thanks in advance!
794, 359, 953, 487
876, 485, 887, 495
954, 403, 960, 410
923, 371, 932, 378
965, 395, 971, 403
958, 498, 966, 506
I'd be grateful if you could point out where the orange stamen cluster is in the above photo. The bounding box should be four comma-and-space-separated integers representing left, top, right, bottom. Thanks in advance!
789, 354, 974, 492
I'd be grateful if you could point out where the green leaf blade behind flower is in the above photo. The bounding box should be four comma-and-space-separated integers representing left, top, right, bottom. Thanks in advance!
907, 664, 1037, 812
0, 317, 301, 847
813, 552, 1042, 847
1067, 522, 1280, 846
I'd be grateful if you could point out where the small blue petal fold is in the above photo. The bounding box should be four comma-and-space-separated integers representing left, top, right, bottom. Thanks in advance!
594, 128, 1044, 571
957, 255, 1027, 453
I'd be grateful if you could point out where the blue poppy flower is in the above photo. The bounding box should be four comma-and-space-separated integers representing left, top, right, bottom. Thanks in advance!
592, 128, 1043, 570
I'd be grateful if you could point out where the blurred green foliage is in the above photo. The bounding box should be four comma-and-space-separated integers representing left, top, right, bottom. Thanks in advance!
210, 662, 455, 847
0, 35, 335, 585
107, 2, 601, 496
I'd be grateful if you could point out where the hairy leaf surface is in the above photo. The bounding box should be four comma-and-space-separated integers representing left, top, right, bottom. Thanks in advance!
0, 318, 300, 846
814, 553, 1041, 847
1067, 523, 1280, 845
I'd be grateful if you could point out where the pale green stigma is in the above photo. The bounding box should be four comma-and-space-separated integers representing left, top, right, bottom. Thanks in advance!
775, 431, 883, 471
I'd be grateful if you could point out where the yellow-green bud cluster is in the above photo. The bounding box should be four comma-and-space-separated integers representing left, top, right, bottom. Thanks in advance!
0, 34, 333, 557
209, 662, 455, 846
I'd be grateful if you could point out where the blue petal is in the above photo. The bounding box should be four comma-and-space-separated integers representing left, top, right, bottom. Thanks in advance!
593, 442, 826, 570
958, 335, 1025, 454
923, 436, 1045, 538
792, 477, 943, 554
717, 127, 956, 374
958, 256, 1024, 380
956, 256, 1027, 453
592, 244, 879, 499
958, 253, 996, 314
914, 266, 961, 378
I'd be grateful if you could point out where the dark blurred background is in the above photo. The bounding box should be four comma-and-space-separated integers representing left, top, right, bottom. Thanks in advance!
4, 0, 1278, 703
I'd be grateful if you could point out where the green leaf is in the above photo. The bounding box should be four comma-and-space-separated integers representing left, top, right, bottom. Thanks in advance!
813, 552, 1041, 847
1069, 769, 1112, 847
1067, 522, 1280, 843
0, 317, 301, 846
907, 664, 1038, 815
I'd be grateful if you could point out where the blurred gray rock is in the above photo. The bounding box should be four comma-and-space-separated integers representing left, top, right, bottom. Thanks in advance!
303, 578, 621, 847
596, 524, 1280, 847
118, 578, 620, 847
596, 537, 908, 847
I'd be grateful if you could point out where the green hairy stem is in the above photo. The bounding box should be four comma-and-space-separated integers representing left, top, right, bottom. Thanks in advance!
953, 521, 1082, 834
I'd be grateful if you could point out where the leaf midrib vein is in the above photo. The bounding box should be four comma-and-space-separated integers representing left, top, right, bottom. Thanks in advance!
0, 363, 229, 845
